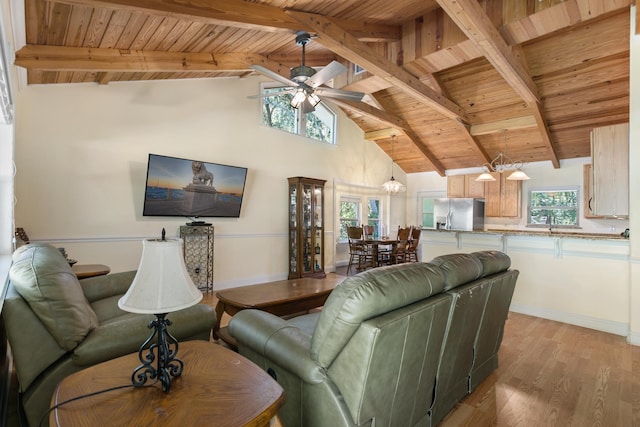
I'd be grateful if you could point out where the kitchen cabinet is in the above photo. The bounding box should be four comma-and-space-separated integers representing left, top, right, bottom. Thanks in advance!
583, 164, 603, 218
484, 172, 522, 218
288, 177, 326, 279
447, 174, 485, 198
590, 123, 629, 217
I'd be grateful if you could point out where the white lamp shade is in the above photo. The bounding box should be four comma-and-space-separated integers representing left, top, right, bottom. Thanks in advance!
118, 238, 202, 314
476, 172, 497, 182
506, 169, 530, 180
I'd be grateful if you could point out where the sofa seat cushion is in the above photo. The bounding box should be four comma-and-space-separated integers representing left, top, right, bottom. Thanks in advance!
9, 244, 99, 351
311, 262, 445, 367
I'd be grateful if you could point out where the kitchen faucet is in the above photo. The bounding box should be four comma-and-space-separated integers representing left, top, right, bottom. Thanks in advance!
546, 212, 553, 232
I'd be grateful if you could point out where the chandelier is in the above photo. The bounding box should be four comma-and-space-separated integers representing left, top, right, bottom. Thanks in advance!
381, 135, 407, 195
476, 130, 530, 182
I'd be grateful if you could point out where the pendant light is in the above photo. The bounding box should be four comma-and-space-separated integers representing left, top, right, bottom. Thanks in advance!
476, 130, 530, 181
382, 135, 406, 195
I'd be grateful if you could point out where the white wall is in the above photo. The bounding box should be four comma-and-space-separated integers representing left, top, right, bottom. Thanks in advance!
13, 76, 404, 288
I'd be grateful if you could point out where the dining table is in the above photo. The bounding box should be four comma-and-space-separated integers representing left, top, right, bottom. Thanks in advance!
361, 238, 400, 267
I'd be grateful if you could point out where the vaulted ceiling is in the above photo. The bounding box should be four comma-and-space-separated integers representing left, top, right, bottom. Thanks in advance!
13, 0, 634, 176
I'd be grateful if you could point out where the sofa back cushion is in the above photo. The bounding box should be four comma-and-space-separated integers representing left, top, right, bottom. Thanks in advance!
429, 253, 483, 291
311, 262, 445, 367
9, 244, 98, 351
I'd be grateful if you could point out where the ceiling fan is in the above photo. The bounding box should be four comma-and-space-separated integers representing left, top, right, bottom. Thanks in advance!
249, 31, 365, 113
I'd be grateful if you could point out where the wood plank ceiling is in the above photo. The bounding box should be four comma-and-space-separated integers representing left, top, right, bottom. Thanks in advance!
13, 0, 632, 176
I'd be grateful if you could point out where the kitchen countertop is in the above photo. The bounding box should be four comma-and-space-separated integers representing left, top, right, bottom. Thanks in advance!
423, 228, 628, 240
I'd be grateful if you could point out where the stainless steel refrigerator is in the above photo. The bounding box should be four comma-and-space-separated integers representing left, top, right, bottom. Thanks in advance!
433, 198, 485, 231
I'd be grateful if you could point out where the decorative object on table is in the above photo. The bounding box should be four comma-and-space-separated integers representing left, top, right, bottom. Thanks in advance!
14, 227, 30, 247
381, 134, 407, 195
118, 228, 203, 392
476, 130, 530, 182
57, 247, 78, 266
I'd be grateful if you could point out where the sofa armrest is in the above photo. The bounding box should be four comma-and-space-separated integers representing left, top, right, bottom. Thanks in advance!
73, 304, 215, 366
228, 310, 326, 384
80, 271, 137, 303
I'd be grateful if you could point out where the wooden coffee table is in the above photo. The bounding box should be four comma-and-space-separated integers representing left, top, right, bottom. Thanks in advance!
49, 341, 284, 426
214, 274, 345, 348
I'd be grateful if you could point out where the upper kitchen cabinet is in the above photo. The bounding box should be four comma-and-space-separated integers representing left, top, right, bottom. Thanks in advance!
447, 174, 485, 198
591, 123, 629, 217
484, 173, 522, 218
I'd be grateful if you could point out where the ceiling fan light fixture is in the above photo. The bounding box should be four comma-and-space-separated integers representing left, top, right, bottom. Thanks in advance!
307, 91, 321, 107
290, 88, 306, 108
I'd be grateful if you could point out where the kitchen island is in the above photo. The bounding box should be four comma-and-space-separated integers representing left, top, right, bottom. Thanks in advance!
419, 228, 631, 340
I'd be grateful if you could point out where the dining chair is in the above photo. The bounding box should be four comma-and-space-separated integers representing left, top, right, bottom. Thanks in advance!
391, 226, 412, 264
362, 224, 375, 240
347, 226, 374, 275
406, 227, 422, 262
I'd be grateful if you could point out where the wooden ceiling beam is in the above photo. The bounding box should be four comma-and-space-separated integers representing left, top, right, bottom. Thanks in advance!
365, 128, 401, 141
14, 45, 277, 72
470, 116, 537, 136
436, 0, 539, 104
55, 0, 400, 42
330, 98, 446, 176
286, 10, 467, 123
436, 0, 560, 169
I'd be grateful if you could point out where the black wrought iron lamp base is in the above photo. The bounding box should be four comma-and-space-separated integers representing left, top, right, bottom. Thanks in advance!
131, 313, 183, 392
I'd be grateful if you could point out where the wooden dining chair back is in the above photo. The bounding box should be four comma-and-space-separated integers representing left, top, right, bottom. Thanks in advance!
347, 226, 374, 274
406, 227, 422, 262
362, 224, 375, 240
391, 226, 412, 264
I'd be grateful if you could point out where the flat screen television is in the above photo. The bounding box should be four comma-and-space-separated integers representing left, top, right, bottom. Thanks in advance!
143, 153, 248, 218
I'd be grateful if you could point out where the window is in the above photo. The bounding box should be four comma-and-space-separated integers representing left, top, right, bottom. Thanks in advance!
528, 187, 579, 227
366, 198, 381, 239
339, 198, 361, 241
260, 83, 336, 144
354, 64, 366, 75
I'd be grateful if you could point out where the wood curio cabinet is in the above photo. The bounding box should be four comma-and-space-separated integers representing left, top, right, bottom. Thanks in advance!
288, 177, 326, 279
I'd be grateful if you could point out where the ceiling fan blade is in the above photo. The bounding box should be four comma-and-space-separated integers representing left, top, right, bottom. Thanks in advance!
306, 61, 347, 88
250, 65, 298, 87
314, 87, 365, 102
247, 88, 296, 99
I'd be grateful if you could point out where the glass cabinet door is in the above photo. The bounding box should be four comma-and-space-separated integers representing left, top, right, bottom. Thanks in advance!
288, 177, 326, 279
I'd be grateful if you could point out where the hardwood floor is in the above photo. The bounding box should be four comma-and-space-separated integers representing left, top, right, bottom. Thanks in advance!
206, 268, 640, 426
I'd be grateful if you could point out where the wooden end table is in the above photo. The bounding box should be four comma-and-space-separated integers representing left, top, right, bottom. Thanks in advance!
72, 264, 110, 279
214, 274, 345, 348
49, 341, 284, 427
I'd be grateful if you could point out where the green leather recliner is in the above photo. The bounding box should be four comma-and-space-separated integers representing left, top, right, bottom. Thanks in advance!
229, 250, 518, 427
2, 243, 217, 427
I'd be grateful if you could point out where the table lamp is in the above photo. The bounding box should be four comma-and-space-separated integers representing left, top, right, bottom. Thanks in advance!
118, 229, 203, 392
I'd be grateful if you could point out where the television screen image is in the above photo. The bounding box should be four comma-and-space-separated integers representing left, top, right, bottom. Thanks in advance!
143, 153, 248, 218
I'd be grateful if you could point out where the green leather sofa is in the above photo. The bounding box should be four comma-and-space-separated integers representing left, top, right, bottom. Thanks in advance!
2, 243, 217, 427
229, 250, 518, 427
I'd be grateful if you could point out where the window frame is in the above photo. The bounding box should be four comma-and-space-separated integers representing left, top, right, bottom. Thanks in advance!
338, 196, 362, 242
527, 186, 580, 228
259, 82, 337, 144
366, 197, 382, 239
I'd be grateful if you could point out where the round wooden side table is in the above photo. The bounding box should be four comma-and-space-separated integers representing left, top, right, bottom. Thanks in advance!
49, 341, 284, 426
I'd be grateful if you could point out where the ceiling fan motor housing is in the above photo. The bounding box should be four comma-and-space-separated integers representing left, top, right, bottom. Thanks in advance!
290, 65, 316, 83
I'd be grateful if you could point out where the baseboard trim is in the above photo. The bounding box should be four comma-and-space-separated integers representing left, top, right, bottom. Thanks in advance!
509, 303, 629, 337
